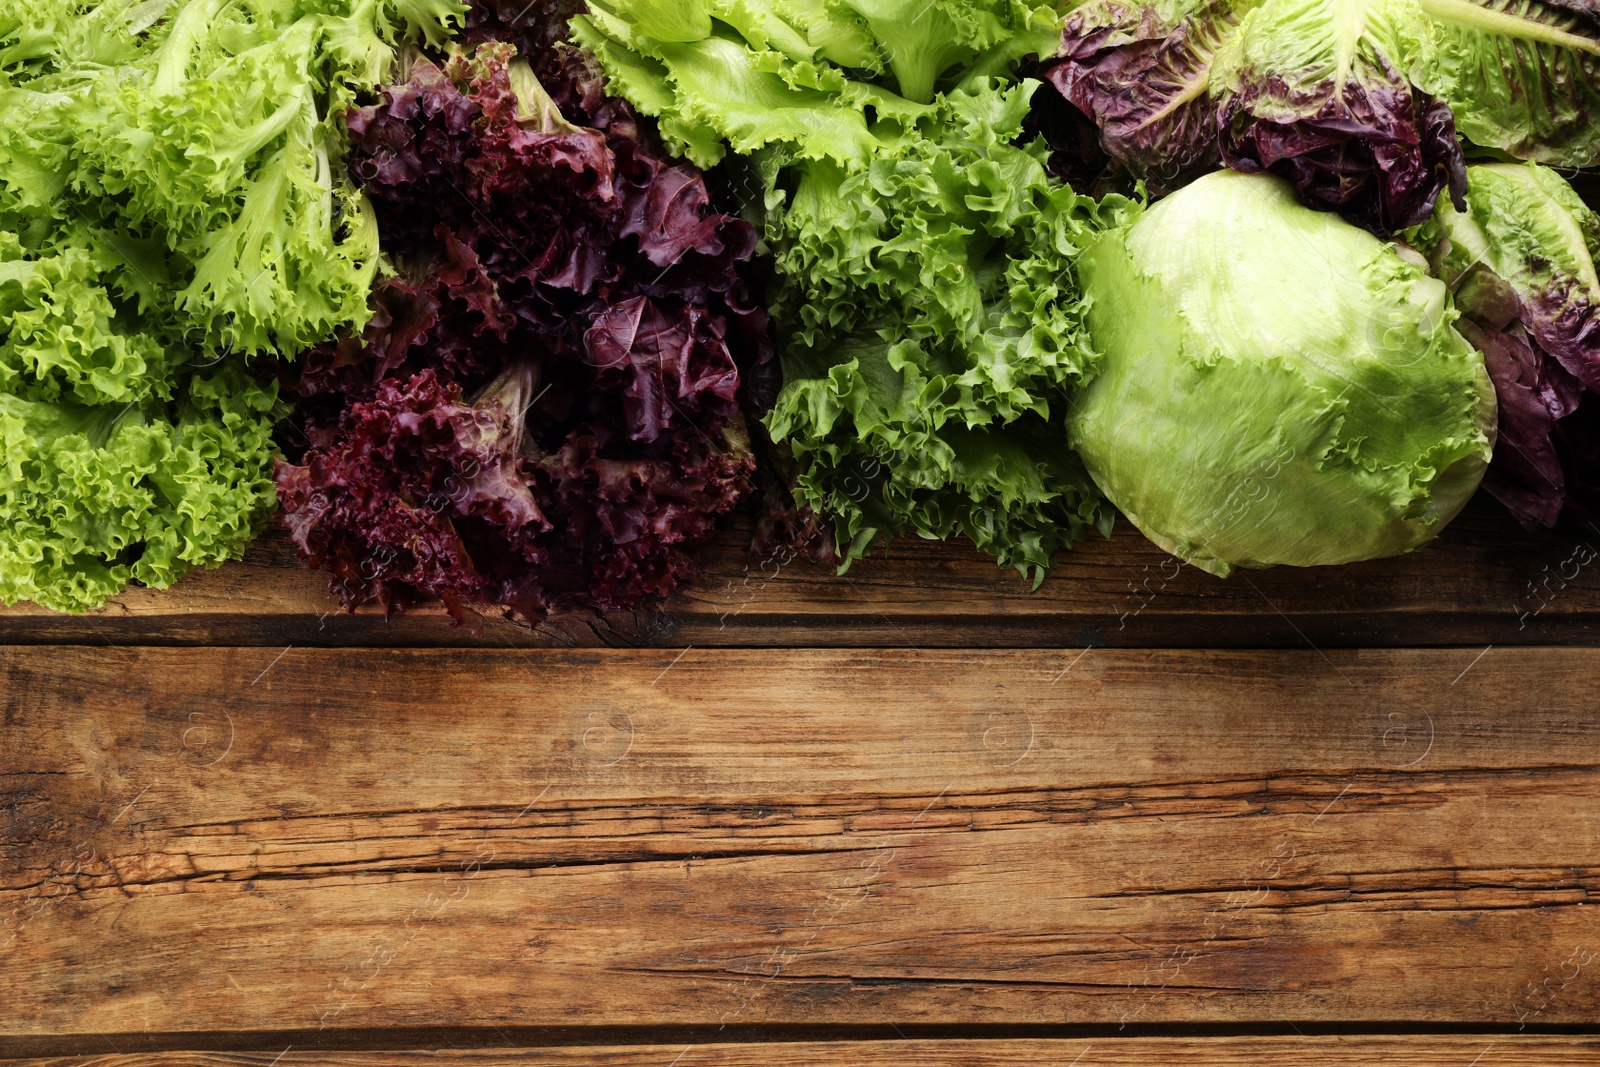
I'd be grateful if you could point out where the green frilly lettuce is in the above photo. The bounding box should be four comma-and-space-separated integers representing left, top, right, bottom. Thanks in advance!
0, 227, 173, 407
0, 221, 285, 612
0, 0, 459, 612
0, 0, 461, 358
575, 0, 1136, 582
0, 364, 283, 613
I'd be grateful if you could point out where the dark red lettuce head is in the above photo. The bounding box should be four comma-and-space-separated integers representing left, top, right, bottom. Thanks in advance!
277, 362, 756, 627
290, 231, 517, 399
585, 297, 742, 444
275, 367, 546, 627
278, 29, 773, 626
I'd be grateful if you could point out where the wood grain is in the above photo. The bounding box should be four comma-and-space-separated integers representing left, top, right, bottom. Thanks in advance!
1, 499, 1598, 648
7, 1037, 1600, 1066
4, 647, 1597, 1040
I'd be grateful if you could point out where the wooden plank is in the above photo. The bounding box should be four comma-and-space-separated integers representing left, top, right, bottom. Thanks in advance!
0, 499, 1598, 648
7, 1037, 1600, 1066
4, 647, 1598, 1039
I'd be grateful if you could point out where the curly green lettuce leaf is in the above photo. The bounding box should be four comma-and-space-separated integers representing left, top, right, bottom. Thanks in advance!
761, 81, 1135, 581
833, 0, 1061, 102
769, 351, 1116, 578
0, 0, 460, 613
0, 364, 282, 613
578, 0, 1130, 580
573, 0, 1060, 164
0, 228, 174, 407
0, 0, 461, 356
575, 4, 888, 168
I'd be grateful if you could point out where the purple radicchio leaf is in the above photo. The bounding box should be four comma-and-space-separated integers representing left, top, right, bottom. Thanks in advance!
1039, 0, 1238, 194
1036, 0, 1468, 233
1457, 319, 1583, 529
1424, 163, 1600, 526
1216, 63, 1468, 236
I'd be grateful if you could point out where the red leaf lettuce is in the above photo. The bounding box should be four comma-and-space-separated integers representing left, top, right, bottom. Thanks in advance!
276, 30, 773, 626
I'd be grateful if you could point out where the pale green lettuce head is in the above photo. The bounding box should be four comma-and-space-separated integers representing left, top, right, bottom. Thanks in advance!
1070, 171, 1497, 576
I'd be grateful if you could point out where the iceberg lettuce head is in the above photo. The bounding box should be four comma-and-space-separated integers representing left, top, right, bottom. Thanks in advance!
1070, 170, 1497, 575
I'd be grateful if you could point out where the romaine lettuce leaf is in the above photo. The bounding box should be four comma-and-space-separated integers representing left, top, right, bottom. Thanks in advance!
1411, 161, 1600, 525
1424, 162, 1600, 389
1410, 0, 1600, 168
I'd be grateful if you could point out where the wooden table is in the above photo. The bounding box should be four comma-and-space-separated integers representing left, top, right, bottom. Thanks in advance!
3, 498, 1599, 1065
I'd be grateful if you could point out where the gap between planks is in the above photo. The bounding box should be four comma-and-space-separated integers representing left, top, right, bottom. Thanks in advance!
3, 1034, 1600, 1066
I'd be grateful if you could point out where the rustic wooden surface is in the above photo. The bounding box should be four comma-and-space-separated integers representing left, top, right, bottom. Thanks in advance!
3, 496, 1599, 1063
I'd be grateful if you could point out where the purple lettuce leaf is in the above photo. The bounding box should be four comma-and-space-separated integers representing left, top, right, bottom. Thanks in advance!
1219, 80, 1467, 235
1421, 163, 1600, 526
275, 368, 545, 626
1039, 0, 1237, 195
1036, 0, 1468, 234
1457, 319, 1583, 528
277, 359, 756, 627
584, 296, 742, 444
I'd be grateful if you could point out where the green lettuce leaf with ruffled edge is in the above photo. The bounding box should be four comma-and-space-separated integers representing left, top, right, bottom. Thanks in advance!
0, 228, 173, 407
0, 363, 283, 613
0, 0, 460, 612
0, 0, 461, 356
